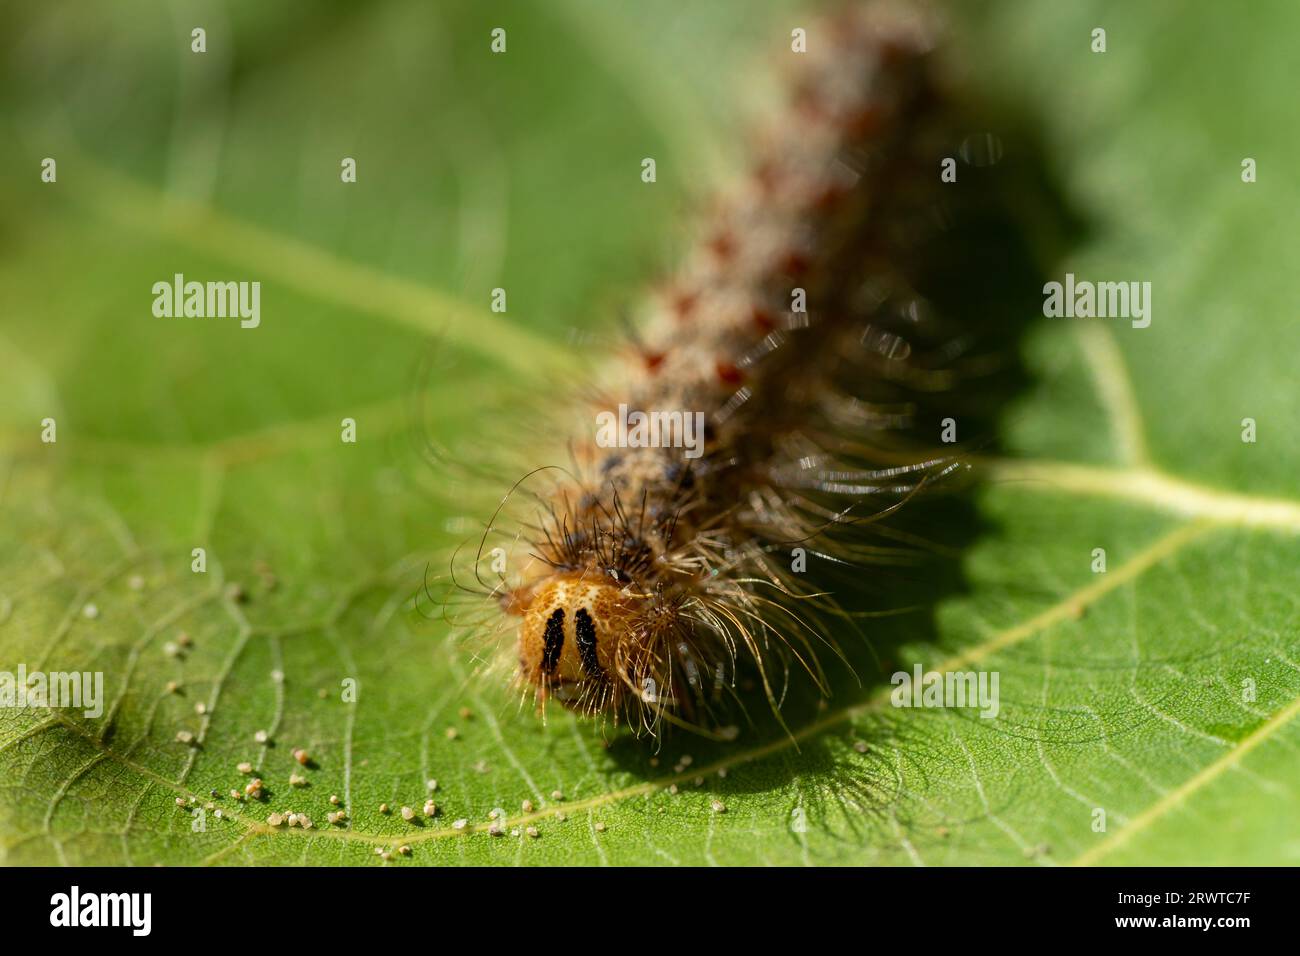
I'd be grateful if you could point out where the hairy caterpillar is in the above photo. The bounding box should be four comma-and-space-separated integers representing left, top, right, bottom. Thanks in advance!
447, 2, 1021, 740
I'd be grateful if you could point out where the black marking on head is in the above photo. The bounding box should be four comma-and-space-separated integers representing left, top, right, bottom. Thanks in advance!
574, 608, 603, 679
541, 608, 565, 675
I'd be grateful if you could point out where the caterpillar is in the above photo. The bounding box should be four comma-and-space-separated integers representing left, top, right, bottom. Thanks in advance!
449, 1, 1016, 740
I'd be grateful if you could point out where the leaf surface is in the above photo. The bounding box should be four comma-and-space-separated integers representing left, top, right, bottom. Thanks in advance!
1, 0, 1296, 865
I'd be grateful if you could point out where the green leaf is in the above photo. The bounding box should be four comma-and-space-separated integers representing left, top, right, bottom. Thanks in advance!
2, 0, 1297, 866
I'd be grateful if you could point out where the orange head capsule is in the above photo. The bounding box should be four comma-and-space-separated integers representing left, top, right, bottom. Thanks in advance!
517, 574, 642, 710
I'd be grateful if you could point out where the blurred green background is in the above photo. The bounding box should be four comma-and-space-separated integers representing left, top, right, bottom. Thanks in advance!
1, 1, 1298, 866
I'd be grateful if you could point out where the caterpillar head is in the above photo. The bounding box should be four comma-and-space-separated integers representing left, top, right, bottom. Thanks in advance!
516, 574, 644, 710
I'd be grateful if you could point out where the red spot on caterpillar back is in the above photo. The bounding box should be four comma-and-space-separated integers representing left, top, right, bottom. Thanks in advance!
752, 160, 781, 195
707, 231, 738, 263
750, 306, 776, 334
779, 250, 811, 277
813, 182, 851, 210
844, 103, 887, 137
670, 290, 699, 321
792, 84, 829, 123
715, 361, 745, 385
